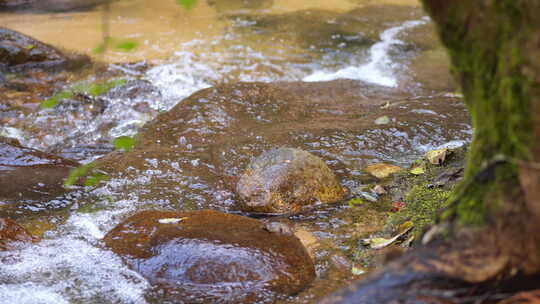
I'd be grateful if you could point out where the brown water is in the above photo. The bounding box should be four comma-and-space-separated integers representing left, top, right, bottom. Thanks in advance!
0, 0, 420, 63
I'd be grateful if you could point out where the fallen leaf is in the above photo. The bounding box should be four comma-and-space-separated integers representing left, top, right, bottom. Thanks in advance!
364, 163, 402, 179
425, 148, 449, 165
410, 167, 425, 175
398, 221, 414, 233
362, 223, 413, 249
348, 198, 366, 207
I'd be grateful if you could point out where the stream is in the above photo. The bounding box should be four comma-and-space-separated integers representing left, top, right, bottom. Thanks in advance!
0, 0, 471, 303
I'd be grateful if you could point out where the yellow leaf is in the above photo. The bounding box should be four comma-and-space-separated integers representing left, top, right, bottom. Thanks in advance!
410, 167, 425, 175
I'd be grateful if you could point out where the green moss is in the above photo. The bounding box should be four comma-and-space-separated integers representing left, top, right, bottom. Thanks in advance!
388, 183, 452, 237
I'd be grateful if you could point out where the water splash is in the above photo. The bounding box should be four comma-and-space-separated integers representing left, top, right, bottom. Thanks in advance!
303, 18, 429, 86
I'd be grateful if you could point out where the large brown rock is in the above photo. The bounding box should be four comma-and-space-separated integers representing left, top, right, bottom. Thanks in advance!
237, 147, 347, 214
0, 136, 80, 204
104, 209, 316, 303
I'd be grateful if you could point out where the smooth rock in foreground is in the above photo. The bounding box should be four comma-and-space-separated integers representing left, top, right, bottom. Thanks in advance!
236, 148, 347, 214
104, 209, 316, 303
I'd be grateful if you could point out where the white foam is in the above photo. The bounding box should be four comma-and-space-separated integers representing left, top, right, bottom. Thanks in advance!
303, 18, 429, 87
0, 195, 149, 304
0, 284, 68, 304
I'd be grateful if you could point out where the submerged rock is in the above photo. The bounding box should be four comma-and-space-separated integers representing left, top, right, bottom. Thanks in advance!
236, 148, 347, 214
104, 209, 315, 303
0, 217, 35, 250
0, 27, 90, 72
0, 136, 80, 204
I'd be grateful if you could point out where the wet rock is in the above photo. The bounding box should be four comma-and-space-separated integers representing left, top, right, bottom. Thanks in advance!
0, 0, 109, 12
0, 217, 36, 250
104, 209, 315, 303
0, 136, 80, 204
0, 27, 90, 72
92, 80, 470, 212
236, 148, 347, 214
364, 163, 402, 179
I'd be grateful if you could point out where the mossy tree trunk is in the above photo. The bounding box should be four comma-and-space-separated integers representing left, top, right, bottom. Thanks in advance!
420, 0, 540, 282
325, 1, 540, 303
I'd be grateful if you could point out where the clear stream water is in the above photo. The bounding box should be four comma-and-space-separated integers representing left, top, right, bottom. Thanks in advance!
0, 1, 471, 303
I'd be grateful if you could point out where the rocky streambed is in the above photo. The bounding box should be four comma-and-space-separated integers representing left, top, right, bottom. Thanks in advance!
1, 1, 471, 303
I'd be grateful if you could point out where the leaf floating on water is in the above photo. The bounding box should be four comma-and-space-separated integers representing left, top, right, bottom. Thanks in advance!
176, 0, 197, 9
113, 136, 136, 152
425, 148, 449, 165
40, 90, 74, 109
410, 166, 425, 175
114, 40, 138, 52
374, 115, 391, 125
351, 266, 366, 275
158, 217, 188, 224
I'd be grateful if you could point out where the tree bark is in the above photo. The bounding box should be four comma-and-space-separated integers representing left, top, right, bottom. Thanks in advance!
421, 0, 540, 279
326, 1, 540, 303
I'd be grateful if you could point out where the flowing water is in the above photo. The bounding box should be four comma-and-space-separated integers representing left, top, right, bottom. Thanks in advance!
0, 0, 472, 303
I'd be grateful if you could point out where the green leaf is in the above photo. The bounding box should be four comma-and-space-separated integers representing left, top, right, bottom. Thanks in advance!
410, 167, 425, 175
84, 173, 109, 187
40, 98, 60, 109
113, 136, 136, 151
64, 164, 92, 188
176, 0, 197, 10
40, 90, 74, 109
114, 40, 138, 52
87, 79, 127, 96
348, 198, 366, 207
